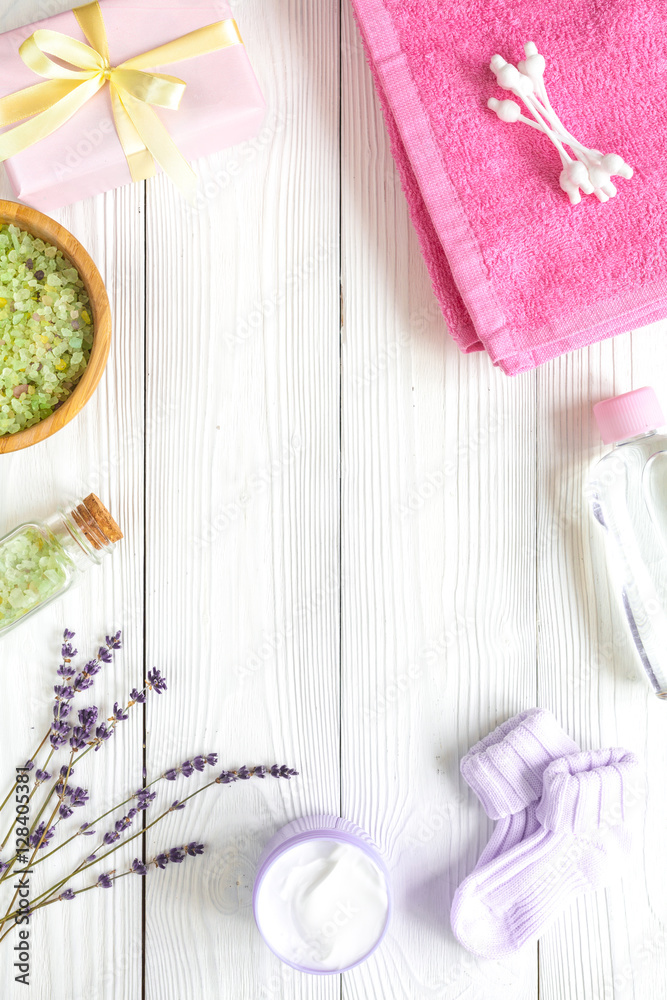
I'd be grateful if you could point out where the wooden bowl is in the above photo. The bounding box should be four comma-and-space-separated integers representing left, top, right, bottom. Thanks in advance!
0, 200, 111, 454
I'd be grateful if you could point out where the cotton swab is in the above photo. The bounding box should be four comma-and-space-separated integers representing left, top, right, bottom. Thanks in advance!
487, 42, 633, 205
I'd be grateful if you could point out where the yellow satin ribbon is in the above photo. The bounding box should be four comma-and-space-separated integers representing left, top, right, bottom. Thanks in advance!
0, 1, 243, 199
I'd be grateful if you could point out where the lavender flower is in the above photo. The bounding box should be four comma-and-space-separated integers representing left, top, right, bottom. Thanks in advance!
35, 768, 51, 783
149, 844, 203, 869
131, 859, 147, 875
79, 823, 95, 836
67, 631, 123, 698
73, 674, 94, 692
59, 803, 73, 820
0, 860, 9, 875
78, 707, 98, 729
170, 800, 185, 811
97, 873, 114, 889
184, 842, 205, 857
29, 823, 56, 850
93, 723, 114, 750
271, 765, 299, 779
61, 640, 77, 660
69, 786, 89, 808
146, 668, 167, 694
69, 728, 88, 752
100, 807, 138, 847
22, 760, 35, 772
50, 720, 71, 751
129, 688, 146, 705
110, 702, 129, 722
59, 889, 76, 901
163, 755, 217, 782
134, 789, 156, 811
217, 764, 298, 784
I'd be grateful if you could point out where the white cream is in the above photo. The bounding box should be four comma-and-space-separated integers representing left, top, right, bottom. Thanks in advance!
255, 838, 389, 971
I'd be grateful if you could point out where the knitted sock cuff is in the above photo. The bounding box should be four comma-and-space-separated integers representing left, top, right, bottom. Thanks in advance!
461, 709, 579, 820
536, 748, 642, 834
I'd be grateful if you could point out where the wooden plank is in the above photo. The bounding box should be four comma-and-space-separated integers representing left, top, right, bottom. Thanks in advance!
340, 3, 538, 997
537, 328, 667, 1000
142, 1, 341, 998
0, 176, 145, 999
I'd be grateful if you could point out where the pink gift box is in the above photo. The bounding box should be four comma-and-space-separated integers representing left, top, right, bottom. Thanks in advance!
0, 0, 266, 210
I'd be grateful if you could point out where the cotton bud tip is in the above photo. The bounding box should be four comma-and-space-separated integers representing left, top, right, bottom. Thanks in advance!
567, 161, 589, 185
588, 163, 611, 189
490, 54, 507, 73
495, 63, 524, 92
524, 41, 539, 56
559, 169, 582, 205
488, 98, 522, 123
601, 153, 633, 179
519, 52, 546, 82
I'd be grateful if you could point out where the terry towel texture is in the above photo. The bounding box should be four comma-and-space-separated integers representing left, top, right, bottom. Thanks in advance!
349, 0, 667, 375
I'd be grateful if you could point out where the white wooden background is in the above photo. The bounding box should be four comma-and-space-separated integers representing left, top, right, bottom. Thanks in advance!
1, 1, 666, 997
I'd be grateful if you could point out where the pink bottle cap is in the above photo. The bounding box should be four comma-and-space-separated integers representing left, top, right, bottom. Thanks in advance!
593, 386, 665, 444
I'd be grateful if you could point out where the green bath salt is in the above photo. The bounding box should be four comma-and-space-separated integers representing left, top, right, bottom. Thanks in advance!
0, 223, 93, 435
0, 526, 69, 628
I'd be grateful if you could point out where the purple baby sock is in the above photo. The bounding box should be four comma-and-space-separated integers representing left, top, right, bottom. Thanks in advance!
451, 747, 641, 958
461, 708, 579, 867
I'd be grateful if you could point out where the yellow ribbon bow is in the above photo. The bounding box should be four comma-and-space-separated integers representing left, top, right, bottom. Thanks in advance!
0, 1, 243, 200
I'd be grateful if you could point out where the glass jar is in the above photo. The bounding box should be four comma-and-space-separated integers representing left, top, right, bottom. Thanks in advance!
0, 493, 122, 637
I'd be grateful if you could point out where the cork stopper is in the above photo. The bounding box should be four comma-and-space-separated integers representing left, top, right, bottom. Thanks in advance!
70, 494, 123, 551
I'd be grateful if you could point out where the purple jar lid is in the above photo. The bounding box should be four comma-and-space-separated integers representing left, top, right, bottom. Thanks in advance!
253, 814, 392, 975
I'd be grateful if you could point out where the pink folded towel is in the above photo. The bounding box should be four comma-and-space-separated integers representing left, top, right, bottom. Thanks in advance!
349, 0, 667, 375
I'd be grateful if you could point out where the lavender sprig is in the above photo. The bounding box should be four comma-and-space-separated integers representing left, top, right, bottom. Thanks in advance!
163, 754, 218, 782
37, 845, 206, 912
50, 631, 122, 751
217, 764, 298, 783
12, 763, 298, 923
31, 753, 213, 874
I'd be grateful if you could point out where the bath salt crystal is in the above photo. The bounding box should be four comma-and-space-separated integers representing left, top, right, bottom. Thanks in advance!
0, 223, 93, 435
0, 527, 68, 627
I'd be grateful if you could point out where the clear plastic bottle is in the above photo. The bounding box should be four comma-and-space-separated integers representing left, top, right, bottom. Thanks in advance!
587, 387, 667, 698
0, 493, 122, 637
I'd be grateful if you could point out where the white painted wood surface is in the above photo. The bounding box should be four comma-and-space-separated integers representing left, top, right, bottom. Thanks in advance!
1, 0, 666, 997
